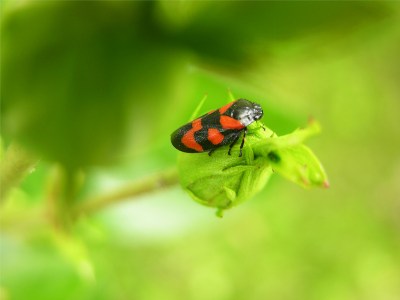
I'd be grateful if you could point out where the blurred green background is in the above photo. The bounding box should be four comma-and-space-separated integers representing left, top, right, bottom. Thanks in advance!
1, 1, 400, 300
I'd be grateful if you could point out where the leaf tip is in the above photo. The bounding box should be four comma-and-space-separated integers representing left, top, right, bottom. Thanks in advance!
323, 180, 330, 189
216, 208, 224, 218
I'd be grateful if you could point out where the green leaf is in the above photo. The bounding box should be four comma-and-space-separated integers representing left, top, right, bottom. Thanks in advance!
1, 2, 181, 169
268, 145, 329, 189
178, 123, 273, 216
176, 117, 328, 215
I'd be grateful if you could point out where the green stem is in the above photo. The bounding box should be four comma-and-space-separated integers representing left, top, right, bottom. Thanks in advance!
0, 142, 38, 202
46, 165, 83, 230
73, 168, 179, 218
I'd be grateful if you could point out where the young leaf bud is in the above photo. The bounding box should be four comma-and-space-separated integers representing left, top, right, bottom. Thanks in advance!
177, 124, 273, 216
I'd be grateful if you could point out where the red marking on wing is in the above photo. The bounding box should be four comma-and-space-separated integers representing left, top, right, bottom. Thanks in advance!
192, 118, 202, 131
181, 119, 203, 152
208, 128, 224, 145
220, 115, 245, 130
219, 101, 235, 114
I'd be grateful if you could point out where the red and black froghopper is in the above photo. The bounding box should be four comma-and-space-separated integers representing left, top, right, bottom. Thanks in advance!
171, 99, 264, 157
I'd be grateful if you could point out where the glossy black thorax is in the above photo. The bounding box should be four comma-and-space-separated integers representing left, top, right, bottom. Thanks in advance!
226, 99, 263, 126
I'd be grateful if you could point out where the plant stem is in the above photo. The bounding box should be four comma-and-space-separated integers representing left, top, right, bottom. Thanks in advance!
73, 168, 179, 218
0, 142, 38, 202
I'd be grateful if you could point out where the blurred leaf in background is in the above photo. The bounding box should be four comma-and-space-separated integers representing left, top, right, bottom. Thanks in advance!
1, 1, 400, 300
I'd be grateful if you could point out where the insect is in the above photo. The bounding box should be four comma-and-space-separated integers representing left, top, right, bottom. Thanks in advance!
171, 99, 264, 157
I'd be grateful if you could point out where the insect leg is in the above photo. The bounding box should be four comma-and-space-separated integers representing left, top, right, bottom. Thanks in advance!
228, 133, 241, 156
239, 127, 247, 157
208, 148, 217, 156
